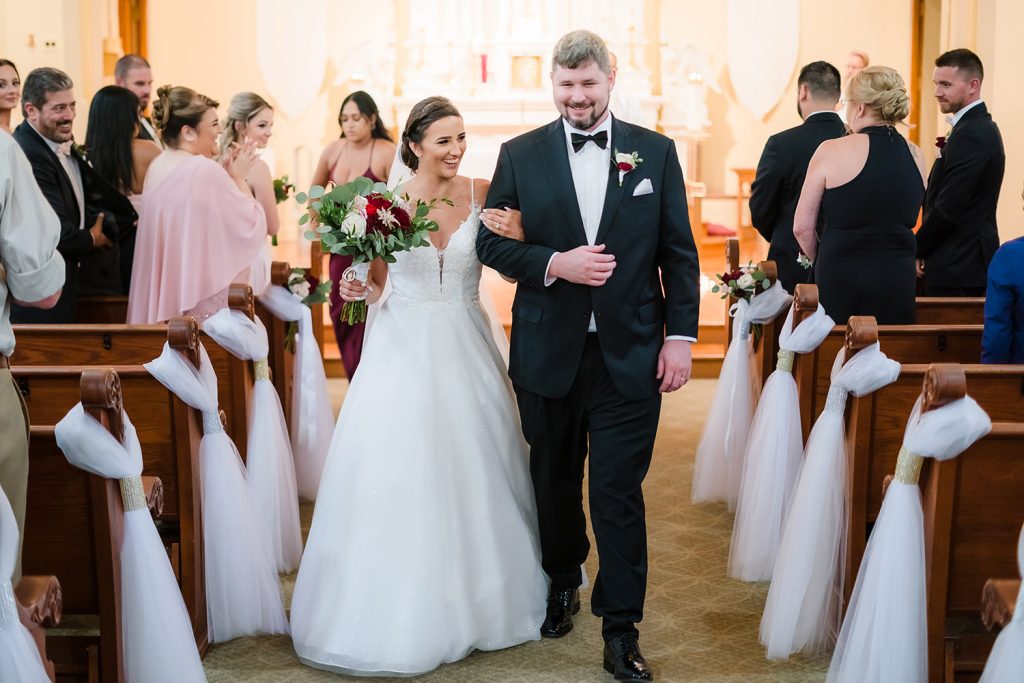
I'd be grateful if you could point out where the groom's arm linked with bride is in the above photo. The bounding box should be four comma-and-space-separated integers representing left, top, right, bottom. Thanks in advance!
475, 33, 700, 679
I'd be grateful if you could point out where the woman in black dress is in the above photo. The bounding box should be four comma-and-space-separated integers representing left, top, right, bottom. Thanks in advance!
794, 66, 926, 324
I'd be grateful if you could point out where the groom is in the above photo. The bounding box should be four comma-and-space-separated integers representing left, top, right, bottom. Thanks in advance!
477, 30, 700, 681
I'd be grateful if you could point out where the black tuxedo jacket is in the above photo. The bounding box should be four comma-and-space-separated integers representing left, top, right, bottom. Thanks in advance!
11, 122, 136, 323
748, 111, 846, 292
477, 117, 700, 401
917, 102, 1005, 290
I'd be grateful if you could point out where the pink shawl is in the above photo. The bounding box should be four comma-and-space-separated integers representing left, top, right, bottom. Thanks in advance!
126, 154, 267, 324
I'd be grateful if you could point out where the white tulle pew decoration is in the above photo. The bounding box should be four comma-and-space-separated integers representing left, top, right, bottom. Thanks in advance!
0, 486, 50, 683
978, 524, 1024, 683
729, 290, 835, 582
203, 306, 302, 573
692, 281, 792, 508
145, 336, 288, 643
256, 284, 334, 501
762, 320, 900, 659
54, 398, 206, 683
827, 367, 991, 683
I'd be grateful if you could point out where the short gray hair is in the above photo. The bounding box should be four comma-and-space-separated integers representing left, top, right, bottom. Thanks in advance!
552, 30, 611, 74
114, 54, 150, 81
21, 67, 73, 116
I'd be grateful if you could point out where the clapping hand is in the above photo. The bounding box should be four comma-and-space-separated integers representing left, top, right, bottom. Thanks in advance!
222, 139, 259, 185
480, 207, 525, 241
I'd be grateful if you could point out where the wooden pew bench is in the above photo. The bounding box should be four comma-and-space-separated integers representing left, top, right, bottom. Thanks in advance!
799, 324, 984, 438
16, 364, 208, 663
11, 323, 250, 457
921, 422, 1024, 682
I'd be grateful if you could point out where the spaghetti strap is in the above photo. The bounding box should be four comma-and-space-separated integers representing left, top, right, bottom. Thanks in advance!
469, 177, 475, 207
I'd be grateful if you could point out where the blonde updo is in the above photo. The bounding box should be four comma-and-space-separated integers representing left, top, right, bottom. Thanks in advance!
152, 85, 219, 146
218, 91, 272, 159
846, 66, 910, 123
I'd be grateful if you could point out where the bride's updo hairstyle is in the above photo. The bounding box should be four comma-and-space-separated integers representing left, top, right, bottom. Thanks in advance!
846, 66, 910, 124
153, 85, 219, 147
400, 96, 461, 172
218, 91, 272, 158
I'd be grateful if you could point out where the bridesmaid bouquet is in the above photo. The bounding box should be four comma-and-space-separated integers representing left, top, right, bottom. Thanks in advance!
284, 268, 330, 352
711, 262, 774, 302
297, 177, 444, 325
271, 176, 295, 246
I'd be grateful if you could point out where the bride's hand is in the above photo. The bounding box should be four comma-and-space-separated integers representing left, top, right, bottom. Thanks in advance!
337, 275, 372, 302
481, 207, 524, 242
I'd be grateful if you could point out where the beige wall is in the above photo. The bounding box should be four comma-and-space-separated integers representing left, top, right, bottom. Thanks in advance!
659, 0, 913, 198
976, 0, 1023, 239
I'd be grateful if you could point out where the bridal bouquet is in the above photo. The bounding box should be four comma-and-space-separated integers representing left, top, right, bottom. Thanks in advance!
297, 176, 444, 325
283, 268, 330, 352
711, 262, 774, 302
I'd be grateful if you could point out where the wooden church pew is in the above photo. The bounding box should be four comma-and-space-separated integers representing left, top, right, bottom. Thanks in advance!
915, 297, 986, 326
921, 421, 1024, 682
11, 323, 250, 457
799, 324, 984, 439
842, 364, 1024, 613
15, 573, 63, 681
254, 261, 296, 425
75, 296, 129, 325
22, 368, 167, 682
14, 361, 208, 660
980, 578, 1019, 632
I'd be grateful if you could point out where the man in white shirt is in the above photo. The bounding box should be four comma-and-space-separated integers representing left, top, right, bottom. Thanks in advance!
0, 128, 64, 580
478, 29, 699, 682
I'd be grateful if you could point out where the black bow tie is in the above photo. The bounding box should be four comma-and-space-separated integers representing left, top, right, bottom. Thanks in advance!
570, 130, 608, 152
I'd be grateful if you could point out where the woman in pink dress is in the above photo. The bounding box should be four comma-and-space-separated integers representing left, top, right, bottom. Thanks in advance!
126, 85, 268, 324
311, 91, 396, 377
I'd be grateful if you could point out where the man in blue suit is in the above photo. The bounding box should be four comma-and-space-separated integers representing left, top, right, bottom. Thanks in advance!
982, 227, 1024, 363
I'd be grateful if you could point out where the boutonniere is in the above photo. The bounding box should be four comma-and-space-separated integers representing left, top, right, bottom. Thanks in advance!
934, 136, 946, 158
72, 142, 88, 160
614, 149, 643, 187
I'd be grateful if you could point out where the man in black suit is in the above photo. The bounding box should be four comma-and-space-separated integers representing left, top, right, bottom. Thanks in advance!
477, 30, 699, 682
749, 61, 846, 293
917, 48, 1005, 297
12, 67, 136, 323
114, 54, 160, 146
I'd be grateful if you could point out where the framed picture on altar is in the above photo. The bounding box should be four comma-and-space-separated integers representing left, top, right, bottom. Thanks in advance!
511, 56, 542, 90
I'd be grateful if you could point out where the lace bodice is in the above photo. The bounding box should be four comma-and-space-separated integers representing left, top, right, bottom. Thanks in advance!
387, 181, 482, 308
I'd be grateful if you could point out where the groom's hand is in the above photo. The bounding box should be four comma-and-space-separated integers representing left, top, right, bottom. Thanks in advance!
657, 339, 692, 393
549, 245, 616, 286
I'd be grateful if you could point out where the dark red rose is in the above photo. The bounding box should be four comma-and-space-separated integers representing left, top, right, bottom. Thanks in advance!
935, 136, 947, 149
365, 203, 378, 218
617, 162, 633, 172
391, 206, 410, 228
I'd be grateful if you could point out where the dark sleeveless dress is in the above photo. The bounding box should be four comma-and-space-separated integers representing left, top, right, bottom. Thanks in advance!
327, 139, 384, 378
815, 125, 924, 325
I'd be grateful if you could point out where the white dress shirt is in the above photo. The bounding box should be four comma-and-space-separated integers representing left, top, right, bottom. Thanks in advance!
0, 130, 65, 355
948, 98, 984, 129
30, 122, 85, 232
545, 114, 695, 342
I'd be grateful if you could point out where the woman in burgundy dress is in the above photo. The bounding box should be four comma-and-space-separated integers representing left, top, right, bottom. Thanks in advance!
311, 91, 396, 377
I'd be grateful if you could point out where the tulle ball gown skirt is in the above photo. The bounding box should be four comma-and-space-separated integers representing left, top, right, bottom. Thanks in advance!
289, 296, 548, 677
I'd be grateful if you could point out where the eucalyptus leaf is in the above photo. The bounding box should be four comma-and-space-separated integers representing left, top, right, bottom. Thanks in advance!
309, 185, 325, 200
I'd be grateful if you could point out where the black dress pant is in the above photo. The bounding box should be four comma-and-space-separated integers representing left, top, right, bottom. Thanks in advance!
516, 334, 661, 641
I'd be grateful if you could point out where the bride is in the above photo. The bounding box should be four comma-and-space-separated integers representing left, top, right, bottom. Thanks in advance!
289, 96, 548, 676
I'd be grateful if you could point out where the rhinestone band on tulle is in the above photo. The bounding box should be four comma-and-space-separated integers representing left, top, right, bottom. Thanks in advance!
0, 580, 16, 628
776, 349, 795, 373
894, 446, 924, 485
202, 410, 224, 435
253, 358, 270, 381
119, 476, 147, 512
825, 385, 850, 416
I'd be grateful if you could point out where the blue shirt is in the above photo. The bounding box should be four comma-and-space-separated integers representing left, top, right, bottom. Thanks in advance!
981, 236, 1024, 363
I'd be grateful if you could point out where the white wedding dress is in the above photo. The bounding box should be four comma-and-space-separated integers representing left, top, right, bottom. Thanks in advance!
290, 180, 547, 676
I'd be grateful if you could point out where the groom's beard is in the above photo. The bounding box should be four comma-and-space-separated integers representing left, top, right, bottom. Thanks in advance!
563, 101, 609, 132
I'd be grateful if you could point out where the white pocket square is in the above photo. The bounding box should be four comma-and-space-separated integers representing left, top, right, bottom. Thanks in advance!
632, 178, 654, 196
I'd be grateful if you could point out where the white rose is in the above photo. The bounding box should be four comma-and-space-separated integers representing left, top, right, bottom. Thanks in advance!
289, 280, 311, 298
341, 212, 367, 238
736, 273, 756, 290
615, 152, 633, 166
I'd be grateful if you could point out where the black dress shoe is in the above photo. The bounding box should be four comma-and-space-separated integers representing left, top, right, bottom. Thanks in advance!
540, 587, 580, 638
603, 633, 653, 681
